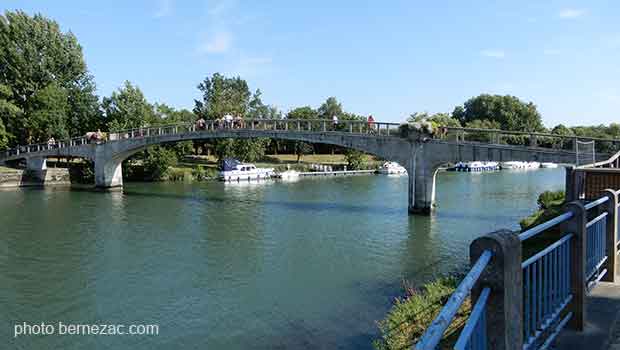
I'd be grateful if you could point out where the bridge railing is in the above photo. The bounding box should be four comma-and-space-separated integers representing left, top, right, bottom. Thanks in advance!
415, 190, 619, 350
1, 119, 404, 159
445, 127, 620, 154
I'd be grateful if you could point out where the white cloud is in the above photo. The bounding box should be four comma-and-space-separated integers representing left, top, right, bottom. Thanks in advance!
197, 32, 232, 54
480, 49, 505, 59
543, 49, 561, 56
559, 8, 585, 19
154, 0, 173, 18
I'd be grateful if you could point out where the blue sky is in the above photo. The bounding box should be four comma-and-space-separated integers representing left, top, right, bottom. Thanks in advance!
3, 1, 620, 127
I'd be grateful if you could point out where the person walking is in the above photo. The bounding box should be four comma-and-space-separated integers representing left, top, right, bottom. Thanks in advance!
332, 114, 339, 130
367, 115, 375, 133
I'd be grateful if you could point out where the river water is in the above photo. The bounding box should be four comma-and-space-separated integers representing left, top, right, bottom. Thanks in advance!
1, 168, 564, 349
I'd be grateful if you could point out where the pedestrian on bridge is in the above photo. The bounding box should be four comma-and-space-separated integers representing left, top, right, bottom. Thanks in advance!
367, 115, 375, 133
332, 114, 339, 130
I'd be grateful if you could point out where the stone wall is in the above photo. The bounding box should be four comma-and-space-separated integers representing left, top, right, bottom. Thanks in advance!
0, 168, 72, 188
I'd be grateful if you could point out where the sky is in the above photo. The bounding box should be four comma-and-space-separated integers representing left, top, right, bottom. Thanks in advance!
2, 0, 620, 127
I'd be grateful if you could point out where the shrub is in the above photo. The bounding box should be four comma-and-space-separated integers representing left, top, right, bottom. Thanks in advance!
191, 165, 207, 181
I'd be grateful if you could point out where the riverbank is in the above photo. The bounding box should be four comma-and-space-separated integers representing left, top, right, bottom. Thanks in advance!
0, 154, 383, 187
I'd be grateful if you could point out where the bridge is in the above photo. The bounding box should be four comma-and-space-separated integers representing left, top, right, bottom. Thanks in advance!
1, 119, 617, 214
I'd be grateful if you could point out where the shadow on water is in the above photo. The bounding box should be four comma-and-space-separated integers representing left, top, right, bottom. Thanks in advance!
122, 189, 405, 216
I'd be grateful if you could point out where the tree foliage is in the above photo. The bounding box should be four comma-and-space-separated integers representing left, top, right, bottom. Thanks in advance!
103, 81, 156, 131
194, 73, 271, 161
452, 94, 544, 132
408, 112, 461, 128
0, 10, 102, 145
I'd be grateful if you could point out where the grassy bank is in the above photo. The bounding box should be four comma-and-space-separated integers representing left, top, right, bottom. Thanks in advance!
373, 276, 469, 350
374, 190, 568, 349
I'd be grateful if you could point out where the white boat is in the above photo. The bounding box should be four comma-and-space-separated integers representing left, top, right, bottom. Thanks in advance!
500, 161, 527, 169
275, 170, 300, 180
453, 161, 499, 172
219, 159, 274, 181
378, 162, 407, 175
540, 162, 558, 168
527, 162, 541, 169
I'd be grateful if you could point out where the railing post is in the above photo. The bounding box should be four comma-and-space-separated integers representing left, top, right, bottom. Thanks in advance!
560, 201, 587, 331
349, 123, 353, 133
602, 189, 618, 283
470, 229, 523, 350
322, 121, 326, 132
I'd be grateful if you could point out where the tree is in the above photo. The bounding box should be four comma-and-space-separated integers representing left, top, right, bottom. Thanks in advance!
25, 83, 69, 142
103, 81, 156, 131
344, 149, 366, 170
318, 97, 343, 119
247, 89, 281, 119
143, 146, 178, 181
452, 94, 544, 132
194, 73, 250, 119
287, 106, 318, 120
408, 112, 461, 128
194, 73, 269, 161
0, 10, 102, 145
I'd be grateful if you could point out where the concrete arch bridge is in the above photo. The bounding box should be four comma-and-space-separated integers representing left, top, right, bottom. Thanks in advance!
1, 119, 615, 215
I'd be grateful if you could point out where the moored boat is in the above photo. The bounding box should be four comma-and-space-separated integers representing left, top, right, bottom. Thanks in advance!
540, 162, 558, 168
219, 158, 274, 181
377, 162, 407, 175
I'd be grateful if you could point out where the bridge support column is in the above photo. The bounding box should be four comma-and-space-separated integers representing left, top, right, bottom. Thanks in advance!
94, 158, 123, 189
408, 158, 439, 215
26, 157, 47, 181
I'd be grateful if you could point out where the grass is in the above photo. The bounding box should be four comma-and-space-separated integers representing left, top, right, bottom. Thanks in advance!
373, 276, 470, 350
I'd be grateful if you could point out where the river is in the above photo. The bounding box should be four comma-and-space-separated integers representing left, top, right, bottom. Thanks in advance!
1, 168, 565, 349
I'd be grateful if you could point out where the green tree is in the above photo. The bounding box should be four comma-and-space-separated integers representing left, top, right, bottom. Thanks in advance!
287, 106, 318, 120
318, 97, 343, 119
408, 112, 461, 128
452, 94, 544, 132
143, 146, 178, 181
247, 89, 281, 119
25, 83, 69, 142
194, 73, 268, 161
103, 81, 156, 131
0, 10, 102, 145
194, 73, 250, 119
344, 149, 366, 170
286, 106, 318, 160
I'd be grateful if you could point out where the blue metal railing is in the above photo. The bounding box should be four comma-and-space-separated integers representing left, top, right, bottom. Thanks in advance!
414, 250, 493, 350
415, 192, 618, 350
521, 234, 573, 349
453, 287, 490, 350
586, 212, 608, 284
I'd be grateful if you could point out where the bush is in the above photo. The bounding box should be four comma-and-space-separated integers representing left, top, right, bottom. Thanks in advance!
537, 190, 565, 210
373, 276, 468, 350
344, 149, 366, 170
143, 146, 178, 181
191, 165, 207, 181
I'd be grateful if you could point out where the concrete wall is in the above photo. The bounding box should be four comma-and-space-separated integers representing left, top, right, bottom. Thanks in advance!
0, 168, 71, 188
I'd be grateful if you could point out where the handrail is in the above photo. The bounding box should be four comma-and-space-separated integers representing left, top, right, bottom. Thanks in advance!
579, 150, 620, 169
446, 126, 620, 143
519, 212, 574, 241
414, 250, 493, 350
453, 287, 491, 350
522, 234, 573, 268
1, 118, 401, 158
584, 196, 609, 211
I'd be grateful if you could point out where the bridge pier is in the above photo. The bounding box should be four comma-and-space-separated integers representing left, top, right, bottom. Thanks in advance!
94, 158, 123, 189
408, 158, 439, 215
26, 157, 48, 181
